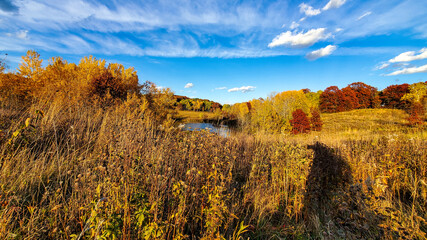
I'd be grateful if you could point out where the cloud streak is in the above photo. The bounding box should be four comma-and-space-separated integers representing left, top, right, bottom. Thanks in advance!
306, 45, 337, 60
357, 11, 372, 21
228, 86, 256, 93
323, 0, 347, 11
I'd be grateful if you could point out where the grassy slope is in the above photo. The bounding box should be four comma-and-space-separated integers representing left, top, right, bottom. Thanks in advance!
280, 108, 426, 145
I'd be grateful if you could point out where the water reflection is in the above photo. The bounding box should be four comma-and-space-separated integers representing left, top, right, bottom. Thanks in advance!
180, 123, 230, 137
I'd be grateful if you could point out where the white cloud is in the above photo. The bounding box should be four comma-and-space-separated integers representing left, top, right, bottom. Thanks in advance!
385, 64, 427, 76
268, 28, 331, 48
215, 87, 227, 90
299, 3, 321, 16
306, 45, 337, 60
16, 30, 28, 39
389, 48, 427, 63
184, 83, 194, 88
5, 30, 28, 39
357, 11, 372, 21
335, 28, 343, 32
376, 62, 390, 70
228, 86, 256, 93
290, 21, 299, 29
323, 0, 347, 11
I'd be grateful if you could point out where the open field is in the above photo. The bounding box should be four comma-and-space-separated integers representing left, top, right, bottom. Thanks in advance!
0, 102, 426, 239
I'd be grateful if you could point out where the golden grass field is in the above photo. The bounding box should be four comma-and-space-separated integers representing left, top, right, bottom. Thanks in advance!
0, 102, 426, 239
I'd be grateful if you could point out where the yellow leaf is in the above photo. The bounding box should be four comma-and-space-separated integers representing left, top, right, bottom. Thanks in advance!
25, 118, 31, 127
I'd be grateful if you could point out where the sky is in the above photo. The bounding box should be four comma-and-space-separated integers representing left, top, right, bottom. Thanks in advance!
1, 0, 427, 104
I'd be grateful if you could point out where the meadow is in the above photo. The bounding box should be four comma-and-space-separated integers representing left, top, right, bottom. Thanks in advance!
1, 98, 426, 239
0, 52, 426, 239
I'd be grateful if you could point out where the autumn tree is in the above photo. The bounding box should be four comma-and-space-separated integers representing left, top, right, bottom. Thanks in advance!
248, 98, 283, 133
340, 87, 359, 111
310, 108, 323, 131
346, 82, 379, 108
407, 102, 425, 126
319, 86, 342, 113
379, 84, 410, 109
290, 109, 310, 134
320, 84, 374, 113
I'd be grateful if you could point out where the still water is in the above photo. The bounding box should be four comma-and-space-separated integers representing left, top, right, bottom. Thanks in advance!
181, 123, 230, 137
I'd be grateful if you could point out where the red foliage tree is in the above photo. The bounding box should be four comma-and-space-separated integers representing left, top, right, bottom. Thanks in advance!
346, 82, 379, 108
320, 86, 358, 112
290, 109, 311, 134
408, 102, 425, 126
379, 84, 410, 109
341, 87, 359, 111
320, 86, 342, 113
310, 108, 323, 131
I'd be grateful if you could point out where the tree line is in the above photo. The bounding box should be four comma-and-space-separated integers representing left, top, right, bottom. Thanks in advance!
225, 81, 426, 134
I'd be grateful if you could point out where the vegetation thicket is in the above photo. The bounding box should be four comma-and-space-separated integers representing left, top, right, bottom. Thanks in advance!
0, 51, 426, 239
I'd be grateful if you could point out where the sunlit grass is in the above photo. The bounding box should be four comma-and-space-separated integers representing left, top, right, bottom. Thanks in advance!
0, 102, 426, 239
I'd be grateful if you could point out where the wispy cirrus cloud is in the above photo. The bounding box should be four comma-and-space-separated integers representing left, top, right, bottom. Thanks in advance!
228, 86, 256, 93
322, 0, 347, 11
268, 28, 332, 48
0, 0, 426, 60
357, 11, 372, 21
306, 45, 337, 60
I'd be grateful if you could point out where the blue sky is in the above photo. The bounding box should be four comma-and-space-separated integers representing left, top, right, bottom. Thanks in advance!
1, 0, 427, 104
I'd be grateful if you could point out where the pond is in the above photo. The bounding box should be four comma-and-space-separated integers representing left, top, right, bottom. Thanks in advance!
180, 123, 230, 137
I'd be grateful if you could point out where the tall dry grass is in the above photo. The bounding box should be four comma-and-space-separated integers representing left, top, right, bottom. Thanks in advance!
0, 97, 426, 239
